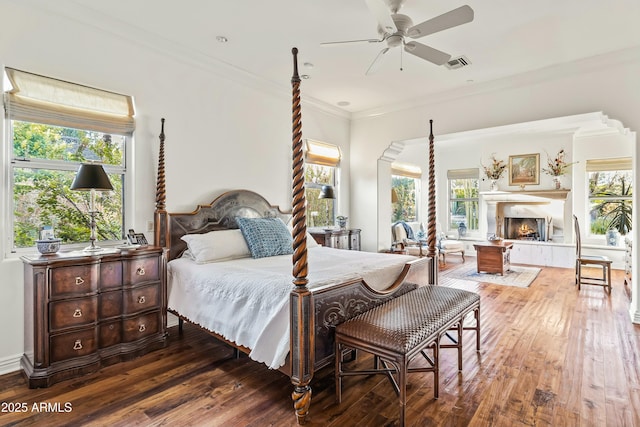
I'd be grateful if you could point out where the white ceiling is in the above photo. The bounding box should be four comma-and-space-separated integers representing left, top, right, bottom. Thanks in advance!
41, 0, 640, 114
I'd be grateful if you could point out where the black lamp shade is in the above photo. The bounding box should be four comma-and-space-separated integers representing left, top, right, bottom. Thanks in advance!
318, 185, 335, 199
70, 163, 114, 191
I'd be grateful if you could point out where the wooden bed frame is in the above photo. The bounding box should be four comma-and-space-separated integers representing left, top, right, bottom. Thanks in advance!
152, 48, 439, 424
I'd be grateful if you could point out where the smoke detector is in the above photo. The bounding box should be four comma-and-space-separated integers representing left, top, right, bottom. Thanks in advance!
445, 55, 471, 70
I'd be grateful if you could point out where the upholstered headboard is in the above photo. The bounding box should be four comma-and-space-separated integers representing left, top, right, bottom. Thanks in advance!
167, 189, 290, 261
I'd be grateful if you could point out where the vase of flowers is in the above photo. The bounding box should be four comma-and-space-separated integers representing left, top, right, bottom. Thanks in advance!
482, 154, 507, 191
542, 149, 576, 189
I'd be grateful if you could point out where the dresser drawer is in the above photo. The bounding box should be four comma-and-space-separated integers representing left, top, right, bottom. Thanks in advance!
49, 296, 98, 331
123, 256, 159, 285
99, 320, 122, 348
50, 328, 97, 363
50, 264, 98, 299
99, 290, 123, 319
100, 261, 123, 290
123, 311, 160, 342
123, 284, 159, 315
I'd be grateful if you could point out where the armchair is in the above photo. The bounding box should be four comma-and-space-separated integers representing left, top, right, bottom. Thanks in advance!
436, 224, 465, 264
392, 221, 427, 257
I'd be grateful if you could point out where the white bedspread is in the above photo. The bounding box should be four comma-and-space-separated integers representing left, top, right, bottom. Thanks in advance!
167, 246, 416, 369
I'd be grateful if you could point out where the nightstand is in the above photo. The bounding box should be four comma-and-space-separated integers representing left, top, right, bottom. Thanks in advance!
21, 247, 167, 388
309, 229, 361, 250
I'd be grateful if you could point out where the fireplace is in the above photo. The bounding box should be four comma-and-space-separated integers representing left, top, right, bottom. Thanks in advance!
504, 217, 546, 241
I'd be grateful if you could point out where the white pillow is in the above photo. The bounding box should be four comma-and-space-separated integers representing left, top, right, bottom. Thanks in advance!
286, 221, 319, 248
287, 219, 320, 249
181, 229, 251, 263
306, 231, 319, 248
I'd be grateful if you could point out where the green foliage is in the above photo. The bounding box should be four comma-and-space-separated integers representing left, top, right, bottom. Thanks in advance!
449, 178, 479, 230
391, 176, 417, 222
305, 164, 335, 227
589, 171, 633, 235
12, 122, 124, 248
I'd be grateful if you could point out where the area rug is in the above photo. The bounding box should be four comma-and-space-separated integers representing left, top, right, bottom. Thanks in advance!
441, 263, 541, 288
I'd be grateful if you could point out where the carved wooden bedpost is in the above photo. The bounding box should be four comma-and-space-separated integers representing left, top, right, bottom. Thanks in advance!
427, 119, 439, 284
154, 118, 168, 249
289, 47, 314, 424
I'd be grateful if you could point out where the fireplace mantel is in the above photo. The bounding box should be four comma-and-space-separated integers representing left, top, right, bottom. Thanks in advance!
480, 189, 570, 202
481, 189, 571, 243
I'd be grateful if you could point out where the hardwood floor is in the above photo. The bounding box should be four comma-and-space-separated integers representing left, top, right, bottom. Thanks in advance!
1, 259, 639, 426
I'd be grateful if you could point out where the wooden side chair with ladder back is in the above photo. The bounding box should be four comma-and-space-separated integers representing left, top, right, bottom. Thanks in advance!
573, 214, 612, 293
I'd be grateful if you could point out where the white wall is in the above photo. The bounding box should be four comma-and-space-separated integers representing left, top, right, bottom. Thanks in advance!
352, 51, 640, 251
350, 49, 640, 322
0, 3, 350, 373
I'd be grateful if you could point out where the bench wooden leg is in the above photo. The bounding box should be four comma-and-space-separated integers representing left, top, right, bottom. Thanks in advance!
335, 341, 342, 404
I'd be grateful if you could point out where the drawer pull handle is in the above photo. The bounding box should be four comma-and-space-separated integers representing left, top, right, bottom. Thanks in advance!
136, 267, 146, 276
75, 277, 85, 285
138, 324, 146, 332
138, 295, 146, 304
73, 309, 82, 318
73, 340, 83, 350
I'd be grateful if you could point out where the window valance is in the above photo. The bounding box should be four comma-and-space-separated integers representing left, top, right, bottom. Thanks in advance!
586, 157, 632, 172
4, 67, 135, 135
305, 139, 341, 166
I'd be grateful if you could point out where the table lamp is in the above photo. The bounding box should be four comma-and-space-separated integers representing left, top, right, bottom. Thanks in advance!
70, 163, 114, 252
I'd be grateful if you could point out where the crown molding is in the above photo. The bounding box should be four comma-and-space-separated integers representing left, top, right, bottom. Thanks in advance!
14, 0, 350, 120
353, 46, 640, 120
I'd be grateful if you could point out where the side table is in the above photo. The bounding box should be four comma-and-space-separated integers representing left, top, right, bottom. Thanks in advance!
473, 241, 513, 275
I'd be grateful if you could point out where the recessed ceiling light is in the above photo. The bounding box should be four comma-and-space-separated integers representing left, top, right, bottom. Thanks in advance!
337, 101, 350, 107
216, 36, 228, 43
301, 74, 311, 79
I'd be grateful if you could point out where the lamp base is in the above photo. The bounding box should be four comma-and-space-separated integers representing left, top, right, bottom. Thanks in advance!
83, 245, 103, 252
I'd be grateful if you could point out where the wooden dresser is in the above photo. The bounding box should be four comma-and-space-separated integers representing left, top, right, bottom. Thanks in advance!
309, 228, 361, 250
21, 247, 167, 388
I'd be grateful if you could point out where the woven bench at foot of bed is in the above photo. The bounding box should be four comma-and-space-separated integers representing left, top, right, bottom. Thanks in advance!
334, 285, 480, 426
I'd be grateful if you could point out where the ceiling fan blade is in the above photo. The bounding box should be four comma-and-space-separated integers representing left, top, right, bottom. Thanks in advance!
407, 5, 474, 39
366, 47, 390, 75
404, 42, 451, 65
321, 38, 382, 46
365, 0, 398, 34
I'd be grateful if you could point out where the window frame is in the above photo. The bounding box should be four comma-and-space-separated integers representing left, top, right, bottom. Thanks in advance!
3, 68, 135, 255
447, 168, 480, 234
585, 158, 632, 239
304, 139, 341, 228
391, 162, 421, 223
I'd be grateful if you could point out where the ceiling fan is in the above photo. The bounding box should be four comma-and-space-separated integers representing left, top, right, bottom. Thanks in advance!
322, 0, 474, 74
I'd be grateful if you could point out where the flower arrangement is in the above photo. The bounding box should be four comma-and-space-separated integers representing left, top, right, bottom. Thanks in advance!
542, 149, 576, 176
482, 154, 507, 180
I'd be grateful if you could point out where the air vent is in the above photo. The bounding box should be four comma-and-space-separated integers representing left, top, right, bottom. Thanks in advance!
445, 55, 471, 70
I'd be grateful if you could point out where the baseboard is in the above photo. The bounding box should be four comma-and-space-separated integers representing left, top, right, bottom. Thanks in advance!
0, 353, 22, 376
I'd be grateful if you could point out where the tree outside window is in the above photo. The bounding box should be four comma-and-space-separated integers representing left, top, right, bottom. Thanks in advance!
305, 163, 336, 227
12, 121, 125, 249
391, 175, 418, 222
449, 178, 479, 231
588, 169, 632, 235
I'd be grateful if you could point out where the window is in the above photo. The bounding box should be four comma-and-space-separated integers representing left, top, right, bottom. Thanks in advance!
304, 139, 341, 227
587, 158, 632, 236
391, 162, 421, 223
4, 68, 134, 250
448, 168, 479, 232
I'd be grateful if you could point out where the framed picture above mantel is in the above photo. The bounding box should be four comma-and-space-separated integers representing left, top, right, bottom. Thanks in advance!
509, 153, 540, 186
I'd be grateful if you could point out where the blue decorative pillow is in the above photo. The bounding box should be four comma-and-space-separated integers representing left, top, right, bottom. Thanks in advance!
236, 217, 293, 259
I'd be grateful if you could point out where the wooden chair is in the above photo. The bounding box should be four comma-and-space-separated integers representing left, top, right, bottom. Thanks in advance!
573, 215, 612, 293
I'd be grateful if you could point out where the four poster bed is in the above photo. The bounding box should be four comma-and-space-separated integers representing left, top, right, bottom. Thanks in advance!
152, 49, 439, 424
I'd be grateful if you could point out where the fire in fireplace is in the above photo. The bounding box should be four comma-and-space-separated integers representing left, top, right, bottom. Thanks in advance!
504, 217, 546, 241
